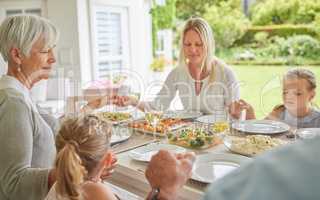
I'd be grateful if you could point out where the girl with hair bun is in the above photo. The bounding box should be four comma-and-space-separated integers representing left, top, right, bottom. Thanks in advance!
45, 115, 117, 200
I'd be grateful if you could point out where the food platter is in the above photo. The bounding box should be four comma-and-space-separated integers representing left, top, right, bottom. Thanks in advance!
168, 128, 221, 149
223, 135, 287, 157
128, 118, 190, 137
97, 111, 133, 124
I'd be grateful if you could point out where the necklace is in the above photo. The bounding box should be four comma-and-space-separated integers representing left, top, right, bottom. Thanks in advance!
194, 80, 203, 83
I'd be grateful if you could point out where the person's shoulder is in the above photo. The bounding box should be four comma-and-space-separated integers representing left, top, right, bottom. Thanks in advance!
166, 66, 187, 82
170, 65, 185, 75
204, 139, 316, 199
213, 58, 232, 71
213, 58, 236, 80
0, 89, 30, 111
309, 108, 320, 126
312, 108, 320, 117
82, 181, 116, 200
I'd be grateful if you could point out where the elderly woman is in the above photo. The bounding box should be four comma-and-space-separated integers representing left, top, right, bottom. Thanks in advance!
117, 17, 240, 115
0, 15, 114, 200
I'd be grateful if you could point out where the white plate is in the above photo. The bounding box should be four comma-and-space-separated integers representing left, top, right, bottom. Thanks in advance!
223, 135, 287, 157
296, 128, 320, 139
231, 120, 290, 135
196, 114, 227, 124
164, 110, 202, 119
110, 126, 132, 146
129, 143, 186, 162
191, 153, 251, 183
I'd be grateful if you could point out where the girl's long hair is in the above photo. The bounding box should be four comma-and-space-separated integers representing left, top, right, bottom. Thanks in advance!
54, 115, 111, 200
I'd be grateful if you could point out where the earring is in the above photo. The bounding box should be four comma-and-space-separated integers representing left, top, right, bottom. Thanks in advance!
17, 65, 21, 72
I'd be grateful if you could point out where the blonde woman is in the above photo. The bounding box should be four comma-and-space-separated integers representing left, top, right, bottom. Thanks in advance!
45, 115, 117, 200
116, 17, 240, 115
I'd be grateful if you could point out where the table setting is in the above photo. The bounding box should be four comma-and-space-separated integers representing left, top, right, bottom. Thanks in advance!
95, 107, 313, 199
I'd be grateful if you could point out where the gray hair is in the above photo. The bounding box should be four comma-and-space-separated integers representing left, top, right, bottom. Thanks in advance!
178, 17, 215, 73
0, 14, 59, 62
284, 68, 316, 90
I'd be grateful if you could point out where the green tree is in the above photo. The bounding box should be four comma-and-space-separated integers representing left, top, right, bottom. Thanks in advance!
176, 0, 227, 20
151, 0, 177, 55
204, 0, 250, 48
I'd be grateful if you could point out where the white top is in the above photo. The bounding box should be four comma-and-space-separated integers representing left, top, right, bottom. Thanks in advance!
149, 59, 240, 114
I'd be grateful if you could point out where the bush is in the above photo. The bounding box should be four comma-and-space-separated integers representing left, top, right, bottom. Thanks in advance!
238, 24, 318, 44
254, 32, 269, 47
250, 0, 320, 25
204, 0, 250, 48
280, 35, 320, 59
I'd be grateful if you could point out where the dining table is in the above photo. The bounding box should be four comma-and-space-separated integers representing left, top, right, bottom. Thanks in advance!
103, 111, 294, 200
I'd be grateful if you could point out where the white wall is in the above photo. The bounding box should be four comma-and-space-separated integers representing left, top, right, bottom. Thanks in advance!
0, 0, 153, 95
47, 0, 153, 85
0, 0, 43, 76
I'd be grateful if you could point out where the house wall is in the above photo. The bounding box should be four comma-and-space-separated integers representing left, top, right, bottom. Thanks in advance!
0, 0, 153, 91
46, 0, 153, 87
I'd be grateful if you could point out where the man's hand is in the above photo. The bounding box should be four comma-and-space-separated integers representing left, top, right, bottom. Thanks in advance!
145, 150, 195, 200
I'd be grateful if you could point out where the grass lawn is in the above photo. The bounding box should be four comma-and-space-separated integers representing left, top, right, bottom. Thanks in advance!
232, 65, 320, 119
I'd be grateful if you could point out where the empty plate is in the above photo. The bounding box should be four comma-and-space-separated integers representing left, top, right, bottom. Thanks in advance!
191, 153, 251, 183
231, 120, 290, 135
129, 143, 186, 162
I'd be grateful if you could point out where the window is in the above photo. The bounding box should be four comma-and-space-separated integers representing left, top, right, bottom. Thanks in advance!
91, 5, 129, 79
5, 8, 41, 17
0, 1, 42, 24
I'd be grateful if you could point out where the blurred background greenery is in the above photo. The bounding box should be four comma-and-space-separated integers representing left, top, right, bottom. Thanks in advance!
151, 0, 320, 117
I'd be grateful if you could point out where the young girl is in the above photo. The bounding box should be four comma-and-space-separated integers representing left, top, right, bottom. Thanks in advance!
45, 115, 118, 200
230, 68, 320, 128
